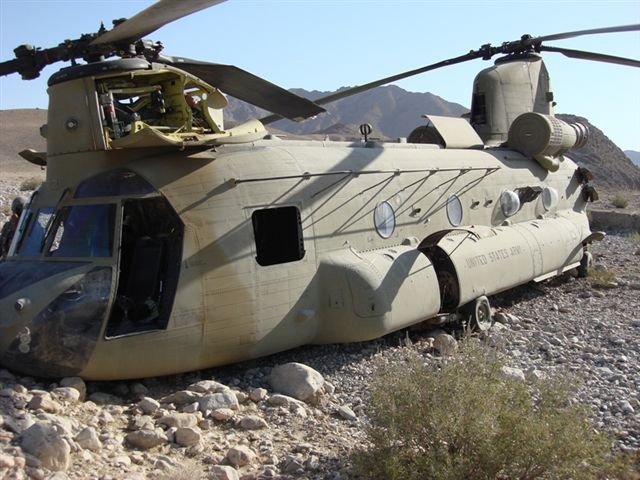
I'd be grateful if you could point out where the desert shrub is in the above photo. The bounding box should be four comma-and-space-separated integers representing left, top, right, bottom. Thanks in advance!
611, 195, 629, 208
351, 340, 620, 480
157, 460, 206, 479
19, 176, 42, 191
588, 267, 617, 288
629, 231, 640, 244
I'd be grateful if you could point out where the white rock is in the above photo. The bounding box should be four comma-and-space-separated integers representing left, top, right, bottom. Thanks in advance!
198, 391, 239, 412
226, 445, 257, 467
524, 368, 546, 382
209, 465, 240, 480
267, 394, 296, 407
291, 404, 308, 418
620, 400, 635, 414
501, 366, 526, 383
490, 322, 508, 332
20, 422, 71, 471
188, 380, 229, 393
337, 405, 357, 421
113, 455, 132, 466
154, 456, 177, 470
268, 363, 324, 403
129, 415, 155, 431
211, 408, 235, 421
3, 412, 35, 434
174, 427, 201, 447
36, 413, 74, 437
59, 377, 86, 401
0, 452, 15, 468
137, 397, 160, 414
75, 427, 102, 451
28, 393, 63, 414
433, 333, 458, 356
125, 429, 168, 450
181, 401, 199, 413
51, 387, 81, 404
249, 387, 268, 402
156, 413, 199, 429
239, 415, 268, 430
160, 390, 201, 405
235, 391, 249, 404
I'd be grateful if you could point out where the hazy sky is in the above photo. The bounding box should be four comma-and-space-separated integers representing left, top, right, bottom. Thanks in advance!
1, 0, 639, 150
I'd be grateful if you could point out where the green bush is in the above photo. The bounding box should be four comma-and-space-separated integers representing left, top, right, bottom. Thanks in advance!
19, 176, 42, 191
352, 340, 622, 480
611, 195, 629, 208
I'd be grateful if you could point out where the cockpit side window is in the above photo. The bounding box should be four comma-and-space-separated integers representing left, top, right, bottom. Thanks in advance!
46, 205, 116, 258
16, 207, 54, 257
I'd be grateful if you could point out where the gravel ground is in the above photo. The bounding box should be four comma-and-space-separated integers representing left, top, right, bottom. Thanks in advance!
0, 178, 639, 479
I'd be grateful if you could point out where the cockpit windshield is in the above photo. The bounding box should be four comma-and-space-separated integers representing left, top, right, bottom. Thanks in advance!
16, 204, 116, 258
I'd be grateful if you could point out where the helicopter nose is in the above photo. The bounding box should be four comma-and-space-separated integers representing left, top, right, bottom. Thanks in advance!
0, 262, 112, 378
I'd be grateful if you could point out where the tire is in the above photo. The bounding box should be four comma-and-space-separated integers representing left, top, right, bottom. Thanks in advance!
463, 296, 493, 331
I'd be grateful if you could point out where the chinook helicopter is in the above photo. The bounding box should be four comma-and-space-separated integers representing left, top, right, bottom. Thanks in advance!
0, 1, 638, 380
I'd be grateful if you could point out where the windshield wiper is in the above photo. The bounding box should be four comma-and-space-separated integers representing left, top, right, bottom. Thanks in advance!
40, 188, 70, 252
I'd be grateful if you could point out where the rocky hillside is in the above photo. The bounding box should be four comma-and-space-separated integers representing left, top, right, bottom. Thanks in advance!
558, 114, 640, 190
0, 109, 46, 175
224, 85, 468, 140
625, 150, 640, 167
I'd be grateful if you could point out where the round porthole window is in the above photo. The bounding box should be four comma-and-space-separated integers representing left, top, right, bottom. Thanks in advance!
374, 201, 396, 238
446, 195, 463, 226
500, 190, 521, 218
541, 186, 559, 211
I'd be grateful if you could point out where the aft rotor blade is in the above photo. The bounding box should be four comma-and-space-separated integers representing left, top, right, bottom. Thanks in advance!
540, 45, 640, 68
260, 50, 482, 125
163, 57, 325, 121
532, 24, 640, 44
91, 0, 226, 45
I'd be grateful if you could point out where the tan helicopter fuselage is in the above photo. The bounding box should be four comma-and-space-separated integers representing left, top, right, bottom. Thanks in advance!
0, 60, 592, 380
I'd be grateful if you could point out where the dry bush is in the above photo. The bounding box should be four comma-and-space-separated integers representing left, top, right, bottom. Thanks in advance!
351, 339, 628, 480
19, 176, 42, 191
611, 195, 629, 208
588, 267, 617, 288
157, 460, 207, 479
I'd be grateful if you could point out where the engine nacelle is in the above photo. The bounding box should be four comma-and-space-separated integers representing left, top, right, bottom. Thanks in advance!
508, 112, 589, 171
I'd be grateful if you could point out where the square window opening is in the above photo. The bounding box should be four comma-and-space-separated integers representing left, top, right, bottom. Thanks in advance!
252, 206, 305, 266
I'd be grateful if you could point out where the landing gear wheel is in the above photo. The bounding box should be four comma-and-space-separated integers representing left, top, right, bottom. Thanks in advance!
577, 251, 593, 278
464, 296, 493, 331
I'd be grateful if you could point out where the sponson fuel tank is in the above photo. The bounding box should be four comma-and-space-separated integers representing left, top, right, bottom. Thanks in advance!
420, 211, 587, 311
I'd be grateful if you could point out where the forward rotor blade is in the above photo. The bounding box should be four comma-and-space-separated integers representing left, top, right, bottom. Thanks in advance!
162, 56, 325, 121
91, 0, 225, 45
532, 24, 640, 44
540, 45, 640, 68
260, 50, 482, 125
